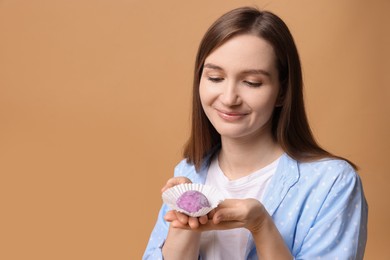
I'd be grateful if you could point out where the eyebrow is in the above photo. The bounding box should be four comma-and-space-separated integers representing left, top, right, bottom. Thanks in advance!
203, 63, 271, 77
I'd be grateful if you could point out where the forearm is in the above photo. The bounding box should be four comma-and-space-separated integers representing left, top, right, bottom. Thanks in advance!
251, 212, 292, 260
162, 226, 200, 260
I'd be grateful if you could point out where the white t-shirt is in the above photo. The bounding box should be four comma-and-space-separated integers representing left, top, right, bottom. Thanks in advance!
199, 155, 280, 260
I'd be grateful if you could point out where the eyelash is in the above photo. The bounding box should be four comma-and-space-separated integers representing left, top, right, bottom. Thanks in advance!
207, 77, 262, 87
207, 77, 224, 83
244, 81, 262, 87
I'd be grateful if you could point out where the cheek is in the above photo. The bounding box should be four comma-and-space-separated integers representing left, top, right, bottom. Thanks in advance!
199, 81, 212, 106
198, 84, 206, 106
246, 90, 279, 112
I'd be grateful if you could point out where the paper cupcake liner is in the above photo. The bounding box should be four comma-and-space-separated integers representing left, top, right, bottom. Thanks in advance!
162, 183, 225, 217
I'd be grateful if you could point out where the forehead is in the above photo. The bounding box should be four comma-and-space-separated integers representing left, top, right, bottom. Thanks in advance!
204, 34, 277, 72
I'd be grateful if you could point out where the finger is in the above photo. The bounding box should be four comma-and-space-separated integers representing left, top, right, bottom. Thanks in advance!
161, 177, 192, 192
164, 210, 177, 222
170, 218, 199, 230
216, 199, 240, 208
188, 217, 200, 229
191, 218, 242, 231
164, 210, 190, 224
175, 211, 189, 225
211, 200, 240, 224
207, 209, 216, 219
213, 208, 238, 224
171, 220, 189, 229
198, 215, 208, 225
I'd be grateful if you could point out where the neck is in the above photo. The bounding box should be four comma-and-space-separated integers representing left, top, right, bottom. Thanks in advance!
218, 133, 283, 180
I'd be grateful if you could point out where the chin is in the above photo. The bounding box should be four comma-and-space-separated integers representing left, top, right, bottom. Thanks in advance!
216, 130, 250, 140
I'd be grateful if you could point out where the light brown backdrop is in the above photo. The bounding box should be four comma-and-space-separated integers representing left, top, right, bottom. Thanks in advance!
0, 0, 389, 259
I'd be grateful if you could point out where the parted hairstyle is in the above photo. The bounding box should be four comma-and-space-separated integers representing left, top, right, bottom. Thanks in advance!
183, 6, 357, 171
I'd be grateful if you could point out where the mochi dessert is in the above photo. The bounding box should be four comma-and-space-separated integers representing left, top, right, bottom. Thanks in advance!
162, 183, 224, 217
176, 190, 210, 213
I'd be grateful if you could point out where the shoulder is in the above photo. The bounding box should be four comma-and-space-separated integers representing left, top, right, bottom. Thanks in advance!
278, 155, 358, 186
296, 157, 363, 197
299, 158, 358, 181
277, 155, 362, 198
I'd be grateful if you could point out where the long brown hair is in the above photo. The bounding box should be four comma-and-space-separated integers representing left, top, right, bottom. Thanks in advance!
183, 6, 357, 171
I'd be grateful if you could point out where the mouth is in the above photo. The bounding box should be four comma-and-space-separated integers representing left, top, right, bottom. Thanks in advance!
215, 108, 249, 121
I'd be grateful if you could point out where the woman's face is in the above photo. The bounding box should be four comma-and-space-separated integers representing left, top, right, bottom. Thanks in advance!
199, 34, 281, 141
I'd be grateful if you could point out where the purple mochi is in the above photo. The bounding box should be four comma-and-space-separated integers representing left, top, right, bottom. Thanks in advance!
176, 190, 210, 213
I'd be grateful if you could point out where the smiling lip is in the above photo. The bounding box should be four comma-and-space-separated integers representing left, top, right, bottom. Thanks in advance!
215, 108, 249, 121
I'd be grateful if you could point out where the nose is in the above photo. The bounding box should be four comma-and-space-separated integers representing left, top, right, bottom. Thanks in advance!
220, 81, 241, 106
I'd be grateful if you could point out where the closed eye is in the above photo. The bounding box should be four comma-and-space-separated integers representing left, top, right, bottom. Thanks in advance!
208, 77, 224, 83
244, 81, 262, 87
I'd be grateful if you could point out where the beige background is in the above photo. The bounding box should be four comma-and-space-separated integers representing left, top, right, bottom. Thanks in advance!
0, 0, 389, 259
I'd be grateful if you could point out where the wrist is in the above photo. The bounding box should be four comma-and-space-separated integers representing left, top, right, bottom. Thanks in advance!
163, 227, 201, 259
250, 212, 292, 260
250, 209, 272, 236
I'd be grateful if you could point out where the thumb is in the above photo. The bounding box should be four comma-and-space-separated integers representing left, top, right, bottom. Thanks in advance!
212, 199, 240, 224
161, 177, 192, 192
213, 208, 237, 224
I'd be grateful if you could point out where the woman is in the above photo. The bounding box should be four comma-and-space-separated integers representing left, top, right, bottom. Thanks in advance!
144, 7, 367, 260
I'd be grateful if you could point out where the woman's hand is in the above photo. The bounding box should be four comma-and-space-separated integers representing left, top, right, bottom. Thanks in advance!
162, 177, 210, 229
165, 210, 209, 229
165, 198, 268, 234
162, 178, 268, 233
161, 177, 205, 259
210, 198, 267, 233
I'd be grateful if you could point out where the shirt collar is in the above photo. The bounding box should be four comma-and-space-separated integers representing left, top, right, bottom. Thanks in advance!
261, 153, 300, 216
